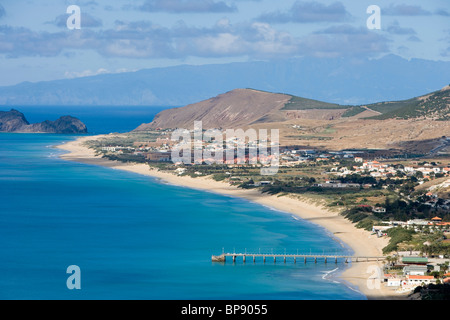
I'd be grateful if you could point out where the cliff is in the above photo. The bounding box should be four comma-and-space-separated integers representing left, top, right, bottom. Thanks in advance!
0, 109, 88, 133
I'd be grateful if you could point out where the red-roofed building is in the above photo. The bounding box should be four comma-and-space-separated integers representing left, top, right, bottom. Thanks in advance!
435, 222, 450, 226
407, 275, 435, 285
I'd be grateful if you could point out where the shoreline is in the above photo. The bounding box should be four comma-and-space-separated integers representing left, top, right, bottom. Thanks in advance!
56, 135, 409, 300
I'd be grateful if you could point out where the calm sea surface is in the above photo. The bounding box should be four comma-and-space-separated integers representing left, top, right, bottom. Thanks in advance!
0, 107, 365, 299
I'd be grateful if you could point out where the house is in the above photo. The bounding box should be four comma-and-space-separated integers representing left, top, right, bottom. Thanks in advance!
372, 225, 391, 231
370, 172, 382, 178
388, 278, 402, 287
431, 216, 442, 222
407, 219, 429, 226
403, 265, 428, 276
406, 275, 435, 286
253, 181, 273, 187
443, 273, 450, 284
384, 274, 402, 287
435, 222, 450, 227
389, 221, 408, 227
175, 168, 186, 175
372, 207, 386, 213
102, 146, 117, 152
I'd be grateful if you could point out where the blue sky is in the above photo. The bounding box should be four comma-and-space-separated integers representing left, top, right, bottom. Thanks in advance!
0, 0, 449, 86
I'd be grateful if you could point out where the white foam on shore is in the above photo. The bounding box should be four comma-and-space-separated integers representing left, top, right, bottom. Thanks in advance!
321, 267, 366, 298
321, 267, 339, 281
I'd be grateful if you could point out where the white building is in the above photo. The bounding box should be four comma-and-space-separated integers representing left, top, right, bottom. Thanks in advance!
407, 219, 429, 226
102, 146, 117, 152
372, 207, 386, 213
387, 278, 402, 287
403, 265, 428, 276
406, 275, 435, 286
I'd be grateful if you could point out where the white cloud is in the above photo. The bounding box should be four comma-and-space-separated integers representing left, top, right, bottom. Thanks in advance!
64, 67, 137, 79
0, 16, 391, 60
137, 0, 237, 13
258, 1, 351, 23
382, 4, 431, 16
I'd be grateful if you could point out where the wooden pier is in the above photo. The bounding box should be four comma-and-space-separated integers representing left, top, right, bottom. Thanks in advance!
211, 253, 385, 264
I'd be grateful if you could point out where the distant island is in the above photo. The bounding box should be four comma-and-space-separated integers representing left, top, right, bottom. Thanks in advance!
0, 55, 449, 107
0, 109, 87, 134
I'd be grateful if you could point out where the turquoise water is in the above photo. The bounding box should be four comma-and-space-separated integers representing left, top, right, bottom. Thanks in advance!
0, 133, 365, 300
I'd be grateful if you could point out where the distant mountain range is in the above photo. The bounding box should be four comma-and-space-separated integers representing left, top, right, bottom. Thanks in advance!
136, 85, 450, 130
0, 109, 87, 133
0, 55, 449, 107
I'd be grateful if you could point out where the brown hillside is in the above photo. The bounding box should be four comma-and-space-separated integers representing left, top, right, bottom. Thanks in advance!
135, 89, 291, 130
134, 87, 450, 153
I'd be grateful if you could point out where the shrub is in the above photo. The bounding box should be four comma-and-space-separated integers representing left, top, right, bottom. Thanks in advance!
382, 227, 415, 254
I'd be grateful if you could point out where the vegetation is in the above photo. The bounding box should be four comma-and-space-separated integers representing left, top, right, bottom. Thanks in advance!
282, 95, 349, 110
366, 98, 420, 117
341, 106, 366, 118
382, 227, 416, 254
283, 86, 449, 120
367, 88, 450, 120
414, 283, 450, 300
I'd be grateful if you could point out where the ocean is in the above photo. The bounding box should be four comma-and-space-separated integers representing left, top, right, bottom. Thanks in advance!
0, 106, 365, 300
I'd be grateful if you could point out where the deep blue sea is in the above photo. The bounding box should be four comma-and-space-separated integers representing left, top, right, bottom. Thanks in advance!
0, 107, 365, 300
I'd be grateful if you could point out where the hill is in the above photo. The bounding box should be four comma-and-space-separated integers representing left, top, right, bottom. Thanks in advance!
135, 89, 291, 130
0, 109, 88, 133
366, 85, 450, 121
136, 85, 450, 130
134, 86, 450, 153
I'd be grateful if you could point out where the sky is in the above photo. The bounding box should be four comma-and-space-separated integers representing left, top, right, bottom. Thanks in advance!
0, 0, 449, 86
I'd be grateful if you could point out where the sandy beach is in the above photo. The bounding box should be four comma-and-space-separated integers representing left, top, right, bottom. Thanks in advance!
56, 135, 409, 300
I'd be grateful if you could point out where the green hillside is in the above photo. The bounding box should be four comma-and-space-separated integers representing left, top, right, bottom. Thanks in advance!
341, 106, 366, 117
282, 95, 350, 110
367, 87, 449, 120
280, 86, 449, 120
366, 98, 419, 115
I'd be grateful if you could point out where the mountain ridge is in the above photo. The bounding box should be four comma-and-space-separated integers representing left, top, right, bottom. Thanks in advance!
135, 85, 450, 131
1, 55, 449, 107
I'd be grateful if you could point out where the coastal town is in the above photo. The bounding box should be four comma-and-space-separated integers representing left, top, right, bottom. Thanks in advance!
82, 128, 450, 298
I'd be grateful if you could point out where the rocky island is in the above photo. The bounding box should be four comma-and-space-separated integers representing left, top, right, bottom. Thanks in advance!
0, 109, 87, 134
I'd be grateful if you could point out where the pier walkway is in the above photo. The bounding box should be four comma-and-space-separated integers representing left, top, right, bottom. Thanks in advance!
212, 253, 385, 264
